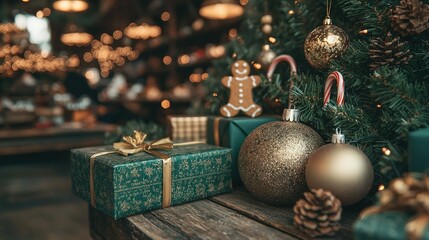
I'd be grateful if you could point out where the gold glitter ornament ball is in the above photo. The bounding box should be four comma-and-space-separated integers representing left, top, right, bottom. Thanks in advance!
304, 18, 349, 69
238, 109, 324, 206
257, 44, 277, 69
306, 131, 374, 206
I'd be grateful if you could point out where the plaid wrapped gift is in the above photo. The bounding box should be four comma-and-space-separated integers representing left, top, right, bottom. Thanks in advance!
167, 116, 207, 143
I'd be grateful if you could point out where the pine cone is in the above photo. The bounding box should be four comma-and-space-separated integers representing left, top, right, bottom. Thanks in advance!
369, 32, 412, 70
293, 189, 342, 237
390, 0, 429, 36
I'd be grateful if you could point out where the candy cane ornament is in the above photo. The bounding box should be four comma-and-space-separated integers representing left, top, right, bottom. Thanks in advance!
267, 55, 298, 108
267, 55, 298, 81
324, 71, 345, 106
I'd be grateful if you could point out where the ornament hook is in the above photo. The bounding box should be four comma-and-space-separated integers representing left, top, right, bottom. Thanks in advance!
282, 104, 300, 122
332, 127, 345, 144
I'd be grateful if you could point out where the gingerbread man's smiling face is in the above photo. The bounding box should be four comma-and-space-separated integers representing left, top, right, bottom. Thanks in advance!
231, 60, 250, 78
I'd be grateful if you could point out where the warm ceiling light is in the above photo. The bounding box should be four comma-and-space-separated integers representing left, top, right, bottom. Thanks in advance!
61, 24, 93, 46
53, 0, 89, 12
124, 22, 161, 40
199, 0, 244, 20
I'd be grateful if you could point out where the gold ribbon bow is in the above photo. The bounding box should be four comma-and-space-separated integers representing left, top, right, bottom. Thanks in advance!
359, 174, 429, 240
90, 131, 175, 209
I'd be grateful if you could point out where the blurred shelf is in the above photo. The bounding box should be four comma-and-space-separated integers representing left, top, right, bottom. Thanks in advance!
0, 123, 116, 156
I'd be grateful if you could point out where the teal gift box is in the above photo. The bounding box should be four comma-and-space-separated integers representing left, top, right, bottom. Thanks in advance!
206, 116, 279, 185
409, 127, 429, 172
71, 144, 232, 219
353, 211, 429, 240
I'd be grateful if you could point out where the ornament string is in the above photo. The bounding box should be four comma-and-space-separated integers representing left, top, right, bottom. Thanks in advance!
267, 55, 298, 108
323, 71, 345, 106
326, 0, 333, 19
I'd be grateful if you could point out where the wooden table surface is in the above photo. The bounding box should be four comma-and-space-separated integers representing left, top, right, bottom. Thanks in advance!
0, 123, 116, 156
89, 189, 359, 240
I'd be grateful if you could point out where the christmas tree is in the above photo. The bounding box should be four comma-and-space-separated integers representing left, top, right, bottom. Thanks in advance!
204, 0, 429, 193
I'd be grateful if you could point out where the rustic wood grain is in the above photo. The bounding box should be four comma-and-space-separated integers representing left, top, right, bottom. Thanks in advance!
90, 207, 186, 240
90, 189, 360, 240
209, 189, 358, 240
148, 199, 297, 240
90, 199, 298, 240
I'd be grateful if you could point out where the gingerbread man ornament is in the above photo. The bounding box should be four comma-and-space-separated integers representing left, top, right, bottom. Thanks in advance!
220, 60, 262, 117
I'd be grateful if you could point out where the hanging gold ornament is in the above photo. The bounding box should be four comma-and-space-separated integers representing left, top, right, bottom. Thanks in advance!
239, 108, 324, 206
262, 24, 273, 34
257, 44, 277, 69
261, 14, 273, 25
304, 0, 349, 69
305, 72, 373, 206
261, 11, 273, 34
306, 129, 373, 206
238, 55, 324, 206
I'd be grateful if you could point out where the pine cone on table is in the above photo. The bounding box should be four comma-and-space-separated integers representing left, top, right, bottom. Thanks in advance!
293, 189, 342, 237
390, 0, 429, 36
369, 32, 412, 70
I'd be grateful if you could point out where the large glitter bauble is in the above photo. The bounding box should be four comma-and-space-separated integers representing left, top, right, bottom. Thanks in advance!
238, 109, 324, 206
304, 19, 349, 69
257, 45, 277, 70
306, 131, 374, 206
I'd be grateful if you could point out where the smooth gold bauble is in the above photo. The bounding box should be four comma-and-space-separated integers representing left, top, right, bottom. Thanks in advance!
257, 45, 277, 69
304, 20, 349, 69
306, 143, 374, 206
238, 121, 324, 206
261, 14, 273, 25
262, 24, 273, 34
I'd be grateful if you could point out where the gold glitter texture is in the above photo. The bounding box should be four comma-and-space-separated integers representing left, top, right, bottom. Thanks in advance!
304, 21, 349, 69
238, 121, 324, 206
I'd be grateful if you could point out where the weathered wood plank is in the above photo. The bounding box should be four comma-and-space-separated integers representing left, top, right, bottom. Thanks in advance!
149, 199, 297, 240
210, 189, 359, 240
89, 207, 186, 240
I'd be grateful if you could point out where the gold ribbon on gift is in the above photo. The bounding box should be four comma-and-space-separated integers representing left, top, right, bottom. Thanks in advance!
359, 174, 429, 240
89, 131, 199, 209
213, 117, 222, 146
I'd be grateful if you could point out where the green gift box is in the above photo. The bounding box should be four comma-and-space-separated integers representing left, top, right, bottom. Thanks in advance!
71, 144, 232, 219
207, 116, 279, 185
353, 211, 429, 240
409, 127, 429, 172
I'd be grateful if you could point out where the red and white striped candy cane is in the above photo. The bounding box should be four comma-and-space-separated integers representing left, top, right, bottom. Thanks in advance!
324, 71, 345, 106
267, 55, 298, 81
267, 55, 298, 108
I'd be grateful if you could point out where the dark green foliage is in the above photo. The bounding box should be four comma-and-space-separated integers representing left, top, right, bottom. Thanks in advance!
105, 119, 165, 144
204, 0, 429, 192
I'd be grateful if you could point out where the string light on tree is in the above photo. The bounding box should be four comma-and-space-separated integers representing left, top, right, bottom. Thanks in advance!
84, 36, 139, 78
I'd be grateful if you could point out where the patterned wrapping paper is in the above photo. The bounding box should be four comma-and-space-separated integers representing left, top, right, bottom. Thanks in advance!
353, 211, 429, 240
206, 116, 280, 185
167, 116, 207, 143
71, 144, 232, 219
